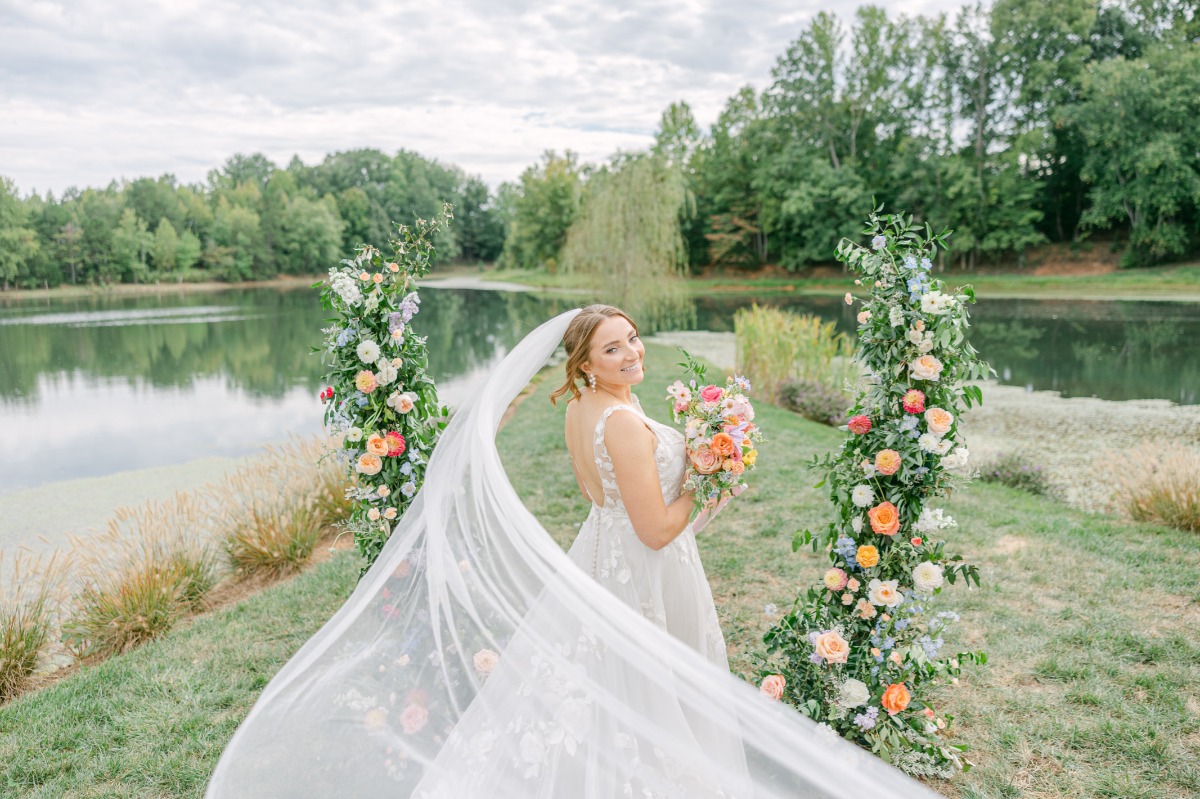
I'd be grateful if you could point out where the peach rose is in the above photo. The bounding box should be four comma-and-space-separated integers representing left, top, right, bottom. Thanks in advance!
356, 453, 383, 476
366, 434, 390, 457
909, 355, 944, 382
874, 449, 902, 476
372, 272, 384, 284
367, 507, 381, 521
710, 432, 735, 457
760, 674, 786, 700
473, 648, 499, 676
399, 704, 429, 734
855, 598, 876, 620
722, 459, 745, 476
867, 501, 900, 536
814, 630, 850, 664
924, 407, 954, 435
856, 545, 880, 568
383, 507, 397, 520
881, 683, 911, 715
387, 262, 400, 272
355, 370, 378, 393
689, 445, 722, 475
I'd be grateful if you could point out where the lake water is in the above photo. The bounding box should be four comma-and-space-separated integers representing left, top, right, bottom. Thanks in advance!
1, 285, 1197, 494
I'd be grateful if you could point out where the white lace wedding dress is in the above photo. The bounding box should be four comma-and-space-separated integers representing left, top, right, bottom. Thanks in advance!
205, 308, 940, 799
411, 396, 747, 797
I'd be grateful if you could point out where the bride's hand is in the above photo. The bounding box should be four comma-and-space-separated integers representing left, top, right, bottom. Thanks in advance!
691, 484, 746, 534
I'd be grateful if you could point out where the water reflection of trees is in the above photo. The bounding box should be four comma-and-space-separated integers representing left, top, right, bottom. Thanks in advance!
1, 291, 1197, 407
0, 288, 561, 406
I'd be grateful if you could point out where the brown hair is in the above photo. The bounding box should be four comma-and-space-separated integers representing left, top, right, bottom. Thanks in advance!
549, 304, 638, 406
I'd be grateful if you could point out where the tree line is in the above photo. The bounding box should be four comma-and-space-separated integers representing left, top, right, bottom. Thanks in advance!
0, 151, 505, 290
502, 0, 1199, 274
1, 0, 1196, 290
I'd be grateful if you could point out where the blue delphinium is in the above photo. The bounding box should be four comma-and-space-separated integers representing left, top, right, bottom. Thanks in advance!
835, 536, 859, 568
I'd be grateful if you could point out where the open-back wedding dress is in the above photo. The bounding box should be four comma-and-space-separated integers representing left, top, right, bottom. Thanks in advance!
205, 309, 940, 799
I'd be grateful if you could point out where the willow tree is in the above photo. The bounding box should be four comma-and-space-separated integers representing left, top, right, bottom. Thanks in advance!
561, 154, 694, 330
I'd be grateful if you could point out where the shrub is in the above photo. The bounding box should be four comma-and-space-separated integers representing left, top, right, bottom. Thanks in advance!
978, 451, 1051, 496
735, 304, 858, 404
1110, 442, 1200, 532
62, 496, 218, 660
777, 379, 850, 426
0, 550, 66, 701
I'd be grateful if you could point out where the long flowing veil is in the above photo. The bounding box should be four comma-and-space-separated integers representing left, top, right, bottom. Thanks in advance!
205, 309, 942, 798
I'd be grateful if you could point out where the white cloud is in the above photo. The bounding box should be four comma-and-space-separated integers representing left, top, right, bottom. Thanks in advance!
0, 0, 967, 195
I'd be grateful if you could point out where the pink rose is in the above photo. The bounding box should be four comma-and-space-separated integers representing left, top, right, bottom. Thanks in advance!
689, 444, 722, 475
700, 385, 724, 404
760, 674, 786, 701
399, 704, 428, 734
473, 649, 499, 676
847, 415, 872, 435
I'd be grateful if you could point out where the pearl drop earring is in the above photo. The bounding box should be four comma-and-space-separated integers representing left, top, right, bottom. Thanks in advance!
587, 372, 596, 392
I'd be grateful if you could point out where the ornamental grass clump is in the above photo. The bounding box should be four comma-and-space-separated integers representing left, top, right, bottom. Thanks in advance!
319, 208, 452, 573
734, 304, 858, 405
978, 451, 1050, 496
0, 550, 66, 702
1110, 441, 1200, 532
62, 495, 219, 660
756, 209, 993, 778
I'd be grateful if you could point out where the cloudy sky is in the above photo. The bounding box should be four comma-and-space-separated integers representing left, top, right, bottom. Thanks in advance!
2, 0, 966, 196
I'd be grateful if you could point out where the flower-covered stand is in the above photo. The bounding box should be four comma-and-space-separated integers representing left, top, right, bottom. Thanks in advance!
757, 208, 993, 778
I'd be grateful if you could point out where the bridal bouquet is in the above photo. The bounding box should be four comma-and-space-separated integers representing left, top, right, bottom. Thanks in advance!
317, 206, 452, 572
667, 349, 762, 514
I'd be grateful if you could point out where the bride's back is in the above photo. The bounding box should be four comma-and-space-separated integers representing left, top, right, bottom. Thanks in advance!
563, 393, 651, 505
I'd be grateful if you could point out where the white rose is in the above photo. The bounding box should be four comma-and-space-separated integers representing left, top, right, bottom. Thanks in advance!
851, 484, 875, 508
345, 427, 363, 443
838, 678, 870, 709
906, 328, 923, 345
889, 306, 904, 327
934, 438, 954, 455
851, 516, 863, 534
868, 578, 902, 608
912, 561, 944, 594
910, 355, 944, 381
356, 340, 381, 364
943, 447, 970, 470
917, 338, 935, 353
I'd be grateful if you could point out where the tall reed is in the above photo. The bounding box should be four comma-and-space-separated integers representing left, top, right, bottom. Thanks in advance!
0, 549, 67, 701
734, 305, 859, 403
62, 494, 219, 660
1110, 441, 1200, 532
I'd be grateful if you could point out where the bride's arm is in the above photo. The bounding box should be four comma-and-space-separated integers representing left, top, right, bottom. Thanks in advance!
605, 411, 695, 551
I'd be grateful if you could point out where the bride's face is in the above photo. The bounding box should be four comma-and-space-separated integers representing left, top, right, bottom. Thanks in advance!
585, 316, 644, 389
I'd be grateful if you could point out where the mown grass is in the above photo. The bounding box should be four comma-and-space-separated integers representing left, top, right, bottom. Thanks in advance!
485, 262, 1200, 301
1, 342, 1197, 798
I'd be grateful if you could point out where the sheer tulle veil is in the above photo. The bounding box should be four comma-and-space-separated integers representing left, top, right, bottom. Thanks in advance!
205, 308, 941, 798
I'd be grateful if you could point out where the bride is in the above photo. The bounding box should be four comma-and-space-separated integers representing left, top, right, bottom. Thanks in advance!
205, 306, 939, 798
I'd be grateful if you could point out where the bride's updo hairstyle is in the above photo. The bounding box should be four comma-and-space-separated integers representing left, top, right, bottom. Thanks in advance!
549, 304, 638, 405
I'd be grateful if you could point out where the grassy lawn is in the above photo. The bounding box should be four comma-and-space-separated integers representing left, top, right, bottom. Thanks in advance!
2, 342, 1197, 797
484, 263, 1200, 302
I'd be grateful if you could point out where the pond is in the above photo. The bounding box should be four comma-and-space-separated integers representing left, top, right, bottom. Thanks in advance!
1, 285, 1197, 495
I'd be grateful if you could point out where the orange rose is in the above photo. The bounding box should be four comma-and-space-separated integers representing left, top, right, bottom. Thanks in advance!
710, 432, 735, 457
722, 459, 745, 475
867, 501, 900, 536
856, 545, 880, 568
881, 683, 911, 715
689, 445, 722, 475
875, 449, 902, 476
366, 434, 390, 457
814, 630, 850, 664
